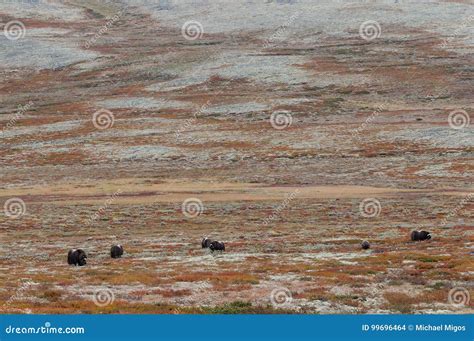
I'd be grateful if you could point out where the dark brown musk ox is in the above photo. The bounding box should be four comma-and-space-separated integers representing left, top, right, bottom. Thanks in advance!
110, 244, 124, 258
201, 237, 213, 249
410, 230, 431, 241
361, 241, 370, 250
209, 241, 225, 252
67, 249, 87, 266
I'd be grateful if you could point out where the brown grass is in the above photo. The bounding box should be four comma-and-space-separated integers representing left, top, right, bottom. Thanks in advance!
383, 292, 416, 313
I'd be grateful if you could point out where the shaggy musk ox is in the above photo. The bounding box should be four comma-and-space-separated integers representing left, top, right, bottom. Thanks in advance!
411, 230, 431, 241
209, 241, 225, 252
361, 241, 370, 250
67, 249, 87, 266
201, 237, 213, 248
110, 245, 124, 258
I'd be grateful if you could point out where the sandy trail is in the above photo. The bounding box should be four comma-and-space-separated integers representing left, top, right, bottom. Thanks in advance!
0, 179, 471, 205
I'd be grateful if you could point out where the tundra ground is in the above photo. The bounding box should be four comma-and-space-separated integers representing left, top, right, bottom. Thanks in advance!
0, 0, 472, 314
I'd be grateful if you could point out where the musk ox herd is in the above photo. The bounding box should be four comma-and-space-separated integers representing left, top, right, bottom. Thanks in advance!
68, 231, 431, 266
67, 245, 123, 267
67, 239, 227, 267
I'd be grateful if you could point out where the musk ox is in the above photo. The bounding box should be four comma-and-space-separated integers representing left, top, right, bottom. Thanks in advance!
110, 244, 124, 258
209, 241, 225, 252
67, 249, 87, 266
411, 230, 431, 241
361, 241, 370, 250
201, 237, 213, 248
